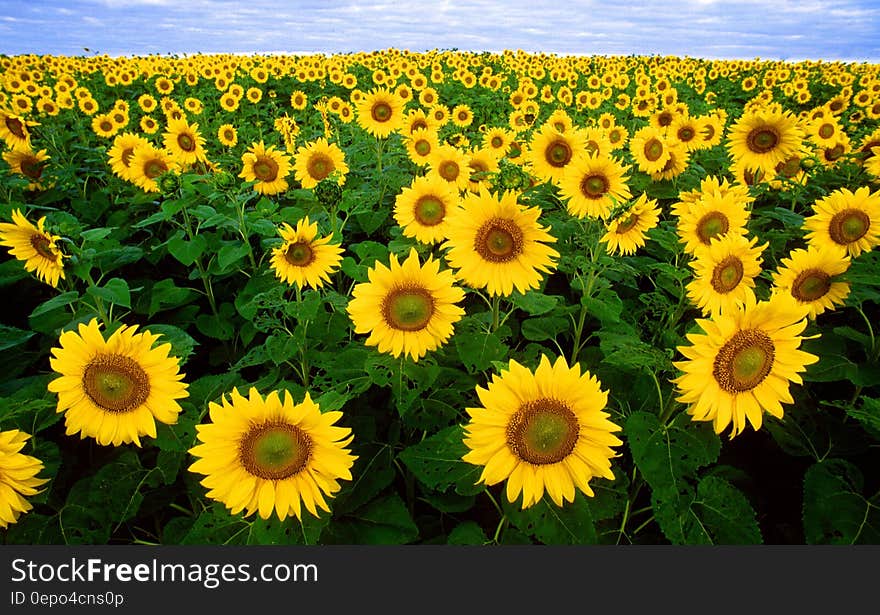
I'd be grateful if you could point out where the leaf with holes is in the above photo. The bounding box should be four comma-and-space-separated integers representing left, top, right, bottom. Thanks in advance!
504, 493, 598, 545
398, 425, 482, 495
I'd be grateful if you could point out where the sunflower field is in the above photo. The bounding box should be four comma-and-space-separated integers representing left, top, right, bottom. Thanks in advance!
1, 49, 879, 546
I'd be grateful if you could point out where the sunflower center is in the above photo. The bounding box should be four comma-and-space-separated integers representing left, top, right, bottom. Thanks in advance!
5, 117, 25, 139
177, 133, 196, 152
746, 127, 779, 154
506, 398, 579, 465
239, 422, 311, 480
29, 233, 55, 260
710, 256, 745, 293
20, 157, 44, 180
657, 111, 673, 127
474, 217, 524, 262
825, 145, 845, 161
678, 126, 695, 142
82, 354, 151, 413
545, 139, 573, 167
817, 123, 835, 139
828, 209, 870, 245
703, 124, 716, 140
307, 154, 334, 181
382, 287, 435, 331
791, 268, 831, 302
371, 102, 392, 122
490, 136, 504, 148
414, 195, 446, 226
414, 139, 431, 156
253, 156, 279, 182
580, 173, 609, 199
439, 161, 460, 181
144, 159, 167, 179
712, 329, 776, 393
121, 147, 135, 167
696, 212, 729, 245
284, 241, 315, 267
100, 120, 114, 132
776, 156, 801, 178
615, 214, 639, 233
644, 138, 664, 162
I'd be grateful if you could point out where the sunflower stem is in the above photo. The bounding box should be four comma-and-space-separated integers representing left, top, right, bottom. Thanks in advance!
491, 294, 502, 332
236, 194, 258, 271
492, 515, 509, 544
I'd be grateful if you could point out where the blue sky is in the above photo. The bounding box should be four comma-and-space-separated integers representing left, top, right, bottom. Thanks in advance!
1, 0, 879, 61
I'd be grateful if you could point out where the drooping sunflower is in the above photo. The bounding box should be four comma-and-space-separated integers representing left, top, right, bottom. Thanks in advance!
686, 234, 767, 317
771, 245, 850, 319
802, 186, 880, 258
355, 88, 405, 138
2, 147, 50, 191
526, 124, 586, 185
107, 132, 149, 182
465, 147, 500, 193
47, 319, 189, 447
558, 152, 632, 220
188, 387, 357, 522
269, 216, 343, 289
0, 109, 36, 150
600, 193, 661, 256
672, 294, 819, 438
629, 125, 671, 175
462, 355, 622, 509
0, 429, 49, 529
347, 248, 465, 362
128, 144, 174, 193
293, 137, 348, 190
239, 141, 292, 196
0, 208, 65, 287
675, 190, 752, 256
442, 188, 559, 297
393, 174, 460, 244
727, 107, 804, 176
162, 118, 208, 166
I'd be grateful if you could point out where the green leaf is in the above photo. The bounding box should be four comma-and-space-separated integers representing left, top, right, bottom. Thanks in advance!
87, 277, 131, 309
505, 493, 598, 545
509, 291, 559, 315
167, 234, 207, 266
626, 411, 721, 492
348, 494, 419, 544
521, 316, 569, 342
398, 424, 482, 494
247, 514, 329, 545
148, 278, 198, 317
217, 242, 251, 271
447, 521, 488, 545
181, 503, 250, 545
803, 459, 880, 544
454, 318, 508, 374
0, 323, 36, 352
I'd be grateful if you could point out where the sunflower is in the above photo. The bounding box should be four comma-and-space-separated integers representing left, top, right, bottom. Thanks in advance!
0, 429, 49, 529
669, 115, 703, 152
188, 387, 356, 521
672, 294, 819, 438
163, 118, 208, 167
403, 109, 435, 135
686, 234, 766, 317
451, 103, 474, 128
356, 88, 405, 138
47, 319, 189, 447
394, 174, 460, 244
0, 209, 65, 287
483, 126, 513, 157
629, 125, 671, 175
802, 186, 880, 258
217, 123, 238, 147
140, 115, 159, 134
269, 216, 343, 289
650, 139, 690, 181
347, 248, 465, 362
128, 144, 174, 193
442, 188, 559, 297
559, 152, 631, 220
600, 193, 661, 256
91, 113, 118, 139
771, 245, 850, 319
293, 138, 348, 190
107, 132, 149, 182
462, 355, 622, 509
239, 141, 292, 196
219, 92, 240, 113
526, 124, 585, 185
427, 144, 471, 192
727, 107, 804, 176
0, 109, 36, 150
2, 147, 50, 191
675, 190, 752, 256
465, 148, 500, 193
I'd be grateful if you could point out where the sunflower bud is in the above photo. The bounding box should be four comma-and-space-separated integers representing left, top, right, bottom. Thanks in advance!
213, 170, 236, 190
158, 172, 181, 195
315, 178, 343, 208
